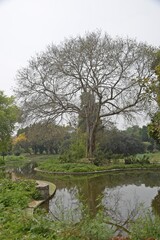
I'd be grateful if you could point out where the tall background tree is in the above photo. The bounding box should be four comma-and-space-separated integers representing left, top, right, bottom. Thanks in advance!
0, 91, 19, 158
15, 31, 156, 159
148, 50, 160, 143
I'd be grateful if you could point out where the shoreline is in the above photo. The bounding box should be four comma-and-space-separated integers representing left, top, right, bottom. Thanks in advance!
34, 166, 160, 175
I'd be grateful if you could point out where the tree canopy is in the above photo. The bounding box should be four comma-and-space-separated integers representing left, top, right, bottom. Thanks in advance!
0, 91, 19, 155
15, 31, 156, 158
148, 50, 160, 143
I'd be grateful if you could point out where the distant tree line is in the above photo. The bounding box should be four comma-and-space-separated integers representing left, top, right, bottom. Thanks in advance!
12, 122, 158, 160
12, 123, 72, 155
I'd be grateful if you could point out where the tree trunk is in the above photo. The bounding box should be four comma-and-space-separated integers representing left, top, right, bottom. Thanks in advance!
86, 124, 97, 161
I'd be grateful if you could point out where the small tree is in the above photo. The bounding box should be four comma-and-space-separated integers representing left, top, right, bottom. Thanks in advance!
16, 31, 156, 159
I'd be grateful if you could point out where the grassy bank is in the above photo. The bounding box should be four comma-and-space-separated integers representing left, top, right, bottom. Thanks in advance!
37, 161, 160, 174
0, 178, 56, 239
36, 152, 160, 173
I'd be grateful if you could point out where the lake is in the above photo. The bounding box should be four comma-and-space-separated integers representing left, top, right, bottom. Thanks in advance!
9, 162, 160, 227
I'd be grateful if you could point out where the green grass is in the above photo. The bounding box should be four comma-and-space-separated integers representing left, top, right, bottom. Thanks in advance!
37, 153, 160, 173
25, 154, 59, 162
38, 161, 107, 173
2, 154, 59, 168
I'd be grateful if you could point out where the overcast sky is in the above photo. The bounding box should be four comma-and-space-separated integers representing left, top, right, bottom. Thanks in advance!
0, 0, 160, 96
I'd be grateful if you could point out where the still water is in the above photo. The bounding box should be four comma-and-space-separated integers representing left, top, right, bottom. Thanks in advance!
10, 162, 160, 223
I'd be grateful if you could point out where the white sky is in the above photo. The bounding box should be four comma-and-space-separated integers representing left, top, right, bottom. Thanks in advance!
0, 0, 160, 96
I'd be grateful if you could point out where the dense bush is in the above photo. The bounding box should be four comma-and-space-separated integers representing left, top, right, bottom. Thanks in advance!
124, 155, 150, 165
0, 179, 40, 208
59, 134, 86, 163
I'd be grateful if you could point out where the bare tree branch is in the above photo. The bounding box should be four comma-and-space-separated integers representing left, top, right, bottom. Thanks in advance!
15, 31, 156, 157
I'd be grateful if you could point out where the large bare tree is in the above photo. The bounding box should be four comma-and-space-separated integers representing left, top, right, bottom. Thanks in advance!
15, 32, 156, 159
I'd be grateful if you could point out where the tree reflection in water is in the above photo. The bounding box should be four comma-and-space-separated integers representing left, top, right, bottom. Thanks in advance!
152, 189, 160, 216
49, 186, 82, 223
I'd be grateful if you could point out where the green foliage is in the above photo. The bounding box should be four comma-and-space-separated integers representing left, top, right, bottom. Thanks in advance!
129, 214, 160, 239
17, 123, 70, 155
93, 148, 107, 166
37, 152, 160, 173
5, 154, 26, 161
25, 213, 57, 239
0, 169, 5, 179
0, 208, 57, 240
0, 154, 26, 168
0, 157, 5, 166
147, 50, 160, 147
100, 127, 146, 157
0, 179, 40, 208
144, 151, 160, 163
38, 159, 105, 173
0, 179, 57, 239
148, 111, 160, 144
59, 132, 86, 163
0, 91, 19, 155
150, 50, 160, 104
55, 210, 114, 240
80, 212, 114, 240
124, 155, 150, 165
13, 145, 26, 156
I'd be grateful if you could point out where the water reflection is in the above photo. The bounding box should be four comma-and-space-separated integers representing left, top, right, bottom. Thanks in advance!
152, 189, 160, 216
49, 187, 82, 222
103, 185, 158, 225
10, 163, 160, 220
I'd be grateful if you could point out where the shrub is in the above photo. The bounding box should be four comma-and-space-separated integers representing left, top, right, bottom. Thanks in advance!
59, 132, 86, 163
129, 214, 160, 239
93, 148, 106, 166
0, 157, 5, 166
0, 179, 40, 208
124, 155, 150, 165
80, 212, 114, 240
